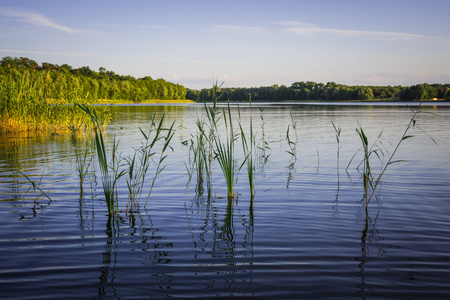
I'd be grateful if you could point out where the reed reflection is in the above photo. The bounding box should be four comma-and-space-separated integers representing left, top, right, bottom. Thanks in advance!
186, 196, 255, 296
96, 209, 174, 299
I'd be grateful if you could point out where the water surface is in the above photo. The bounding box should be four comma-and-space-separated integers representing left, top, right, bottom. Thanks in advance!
1, 103, 449, 299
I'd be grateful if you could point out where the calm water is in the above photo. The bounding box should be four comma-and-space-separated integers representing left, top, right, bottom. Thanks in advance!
1, 103, 450, 299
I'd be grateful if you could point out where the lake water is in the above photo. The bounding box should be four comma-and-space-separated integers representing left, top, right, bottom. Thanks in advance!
1, 102, 450, 299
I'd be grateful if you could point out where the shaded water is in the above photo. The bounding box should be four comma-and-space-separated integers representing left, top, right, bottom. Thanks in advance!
1, 103, 450, 299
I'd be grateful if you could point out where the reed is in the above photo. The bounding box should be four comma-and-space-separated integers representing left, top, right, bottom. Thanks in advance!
353, 106, 434, 206
257, 106, 270, 164
186, 117, 209, 197
144, 118, 175, 208
286, 111, 298, 162
126, 113, 168, 206
213, 100, 237, 199
238, 97, 255, 199
78, 104, 126, 215
332, 121, 342, 181
75, 147, 93, 193
1, 70, 112, 133
201, 81, 224, 198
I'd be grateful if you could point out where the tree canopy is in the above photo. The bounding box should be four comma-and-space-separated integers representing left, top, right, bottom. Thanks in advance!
2, 56, 448, 102
187, 81, 449, 102
0, 56, 187, 102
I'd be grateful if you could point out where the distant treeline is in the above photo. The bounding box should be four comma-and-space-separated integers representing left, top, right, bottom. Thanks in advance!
187, 81, 450, 102
0, 57, 187, 101
2, 57, 449, 103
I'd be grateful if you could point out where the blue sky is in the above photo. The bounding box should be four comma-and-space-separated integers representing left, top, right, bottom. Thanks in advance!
1, 0, 449, 89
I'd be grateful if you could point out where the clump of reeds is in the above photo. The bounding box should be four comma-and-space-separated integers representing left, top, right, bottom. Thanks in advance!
352, 106, 435, 206
0, 70, 112, 133
184, 117, 209, 198
286, 111, 298, 163
75, 147, 93, 193
212, 100, 237, 199
144, 117, 175, 208
78, 104, 126, 215
257, 106, 270, 165
126, 113, 169, 206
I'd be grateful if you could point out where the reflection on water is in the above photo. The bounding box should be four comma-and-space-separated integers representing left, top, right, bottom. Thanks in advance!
1, 103, 450, 299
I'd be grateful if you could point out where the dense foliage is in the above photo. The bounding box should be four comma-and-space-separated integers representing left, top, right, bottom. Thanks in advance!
187, 82, 450, 102
2, 57, 449, 103
0, 57, 187, 102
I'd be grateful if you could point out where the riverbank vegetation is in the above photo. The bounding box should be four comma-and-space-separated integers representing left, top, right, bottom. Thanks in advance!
0, 57, 187, 102
0, 66, 113, 133
0, 56, 189, 132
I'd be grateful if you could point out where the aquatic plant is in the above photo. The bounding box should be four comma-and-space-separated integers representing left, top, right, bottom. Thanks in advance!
75, 147, 93, 193
144, 118, 175, 208
353, 106, 435, 206
214, 100, 237, 199
286, 111, 298, 162
0, 70, 112, 133
78, 104, 126, 215
126, 113, 169, 206
257, 106, 270, 165
185, 117, 209, 198
239, 97, 256, 199
332, 121, 342, 181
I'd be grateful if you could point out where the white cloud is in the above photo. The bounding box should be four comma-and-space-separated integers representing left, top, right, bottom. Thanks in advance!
0, 7, 76, 33
275, 21, 436, 40
212, 25, 265, 34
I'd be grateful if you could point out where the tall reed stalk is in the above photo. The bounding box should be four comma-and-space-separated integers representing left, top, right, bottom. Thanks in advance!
78, 104, 126, 215
332, 121, 342, 181
213, 100, 237, 199
144, 119, 175, 208
126, 113, 170, 206
286, 111, 298, 163
354, 106, 435, 206
239, 96, 255, 199
75, 147, 93, 193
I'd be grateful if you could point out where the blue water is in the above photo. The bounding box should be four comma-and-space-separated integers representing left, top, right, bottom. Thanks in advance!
1, 103, 450, 299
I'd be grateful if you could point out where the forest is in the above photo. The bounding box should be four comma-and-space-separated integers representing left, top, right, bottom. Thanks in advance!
186, 81, 450, 102
1, 56, 450, 103
0, 57, 187, 102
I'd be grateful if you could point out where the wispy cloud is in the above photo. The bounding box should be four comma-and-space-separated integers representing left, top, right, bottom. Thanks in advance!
274, 21, 436, 40
0, 7, 76, 33
212, 25, 265, 34
91, 23, 171, 30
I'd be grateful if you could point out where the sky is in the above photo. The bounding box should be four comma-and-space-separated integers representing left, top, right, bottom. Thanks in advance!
1, 0, 449, 89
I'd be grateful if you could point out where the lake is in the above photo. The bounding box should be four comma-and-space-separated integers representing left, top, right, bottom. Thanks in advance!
1, 102, 450, 299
